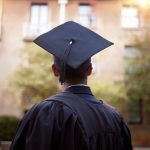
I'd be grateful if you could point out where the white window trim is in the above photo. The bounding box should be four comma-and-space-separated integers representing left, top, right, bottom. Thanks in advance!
23, 3, 50, 41
121, 6, 140, 29
78, 3, 95, 27
30, 3, 49, 25
58, 0, 68, 24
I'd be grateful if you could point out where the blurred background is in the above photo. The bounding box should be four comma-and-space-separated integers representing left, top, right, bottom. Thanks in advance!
0, 0, 150, 149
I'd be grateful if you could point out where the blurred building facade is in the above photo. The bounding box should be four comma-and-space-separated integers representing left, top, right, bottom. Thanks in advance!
0, 0, 150, 146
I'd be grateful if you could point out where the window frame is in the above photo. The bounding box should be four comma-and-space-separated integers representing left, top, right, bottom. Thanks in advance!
78, 3, 94, 27
128, 98, 143, 124
123, 45, 143, 124
121, 6, 140, 29
30, 3, 48, 26
22, 3, 49, 41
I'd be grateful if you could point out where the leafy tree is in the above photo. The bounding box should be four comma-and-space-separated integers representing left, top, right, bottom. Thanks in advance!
10, 43, 59, 110
0, 116, 20, 141
124, 33, 150, 111
90, 79, 127, 110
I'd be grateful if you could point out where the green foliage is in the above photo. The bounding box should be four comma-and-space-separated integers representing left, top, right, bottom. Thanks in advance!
0, 116, 20, 141
90, 80, 127, 108
125, 33, 150, 108
10, 43, 59, 107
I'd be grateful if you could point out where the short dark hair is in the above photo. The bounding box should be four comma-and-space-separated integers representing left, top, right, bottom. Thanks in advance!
54, 57, 91, 83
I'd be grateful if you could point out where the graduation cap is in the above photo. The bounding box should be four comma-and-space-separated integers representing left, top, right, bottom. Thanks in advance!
33, 21, 113, 83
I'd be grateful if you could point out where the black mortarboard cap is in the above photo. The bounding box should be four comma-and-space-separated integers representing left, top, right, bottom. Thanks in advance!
33, 21, 113, 69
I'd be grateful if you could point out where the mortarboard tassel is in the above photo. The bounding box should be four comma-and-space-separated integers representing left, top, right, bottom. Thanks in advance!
60, 40, 74, 84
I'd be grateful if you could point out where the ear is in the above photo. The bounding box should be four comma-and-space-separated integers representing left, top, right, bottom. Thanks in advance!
52, 64, 60, 77
87, 63, 92, 76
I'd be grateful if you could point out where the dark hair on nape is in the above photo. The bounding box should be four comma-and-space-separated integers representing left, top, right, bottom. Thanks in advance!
54, 56, 91, 83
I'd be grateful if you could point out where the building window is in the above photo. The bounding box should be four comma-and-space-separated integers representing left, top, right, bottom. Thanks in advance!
30, 3, 48, 26
124, 45, 143, 124
78, 3, 94, 27
123, 45, 140, 73
23, 3, 50, 41
121, 6, 139, 28
123, 45, 139, 58
128, 99, 143, 124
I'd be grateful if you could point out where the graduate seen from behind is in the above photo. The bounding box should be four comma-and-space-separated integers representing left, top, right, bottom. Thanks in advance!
10, 21, 133, 150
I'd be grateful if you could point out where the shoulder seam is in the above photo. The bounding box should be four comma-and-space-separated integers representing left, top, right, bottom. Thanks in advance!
44, 99, 78, 116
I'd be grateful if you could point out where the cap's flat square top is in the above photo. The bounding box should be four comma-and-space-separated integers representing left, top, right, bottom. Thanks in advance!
34, 21, 113, 68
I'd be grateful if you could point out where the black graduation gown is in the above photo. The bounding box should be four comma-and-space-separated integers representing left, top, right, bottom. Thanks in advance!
10, 86, 133, 150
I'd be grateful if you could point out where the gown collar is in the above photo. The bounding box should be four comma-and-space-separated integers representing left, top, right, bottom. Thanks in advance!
64, 85, 93, 96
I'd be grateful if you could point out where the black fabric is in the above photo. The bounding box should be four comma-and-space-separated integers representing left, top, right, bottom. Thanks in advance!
34, 21, 113, 69
10, 86, 133, 150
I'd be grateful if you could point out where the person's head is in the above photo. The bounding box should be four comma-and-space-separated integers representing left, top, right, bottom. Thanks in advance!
52, 56, 92, 85
34, 21, 113, 86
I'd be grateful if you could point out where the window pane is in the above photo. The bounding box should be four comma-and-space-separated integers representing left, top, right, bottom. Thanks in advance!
78, 4, 92, 26
123, 46, 140, 73
30, 4, 48, 25
39, 5, 48, 25
124, 46, 139, 58
121, 7, 139, 28
122, 7, 138, 17
128, 99, 143, 124
31, 5, 40, 25
122, 17, 139, 28
78, 5, 91, 15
